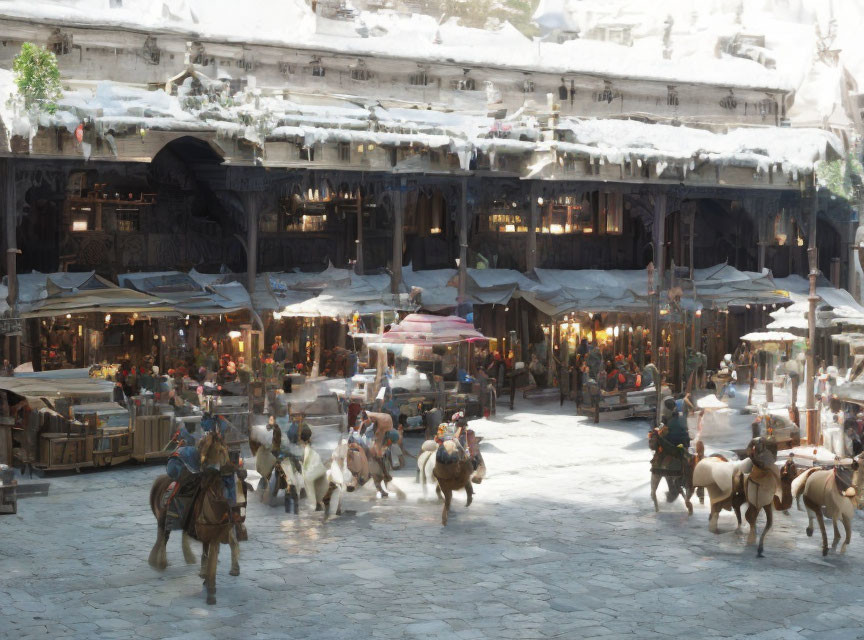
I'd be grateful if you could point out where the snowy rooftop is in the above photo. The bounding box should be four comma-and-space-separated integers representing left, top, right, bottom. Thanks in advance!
0, 0, 794, 91
0, 75, 843, 176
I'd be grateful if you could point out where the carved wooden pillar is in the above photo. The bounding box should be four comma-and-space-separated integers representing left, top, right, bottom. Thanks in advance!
391, 178, 406, 295
245, 194, 258, 296
355, 190, 364, 275
2, 159, 20, 365
526, 182, 538, 272
457, 177, 468, 304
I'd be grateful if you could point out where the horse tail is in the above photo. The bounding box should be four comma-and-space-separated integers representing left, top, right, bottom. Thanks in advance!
791, 466, 818, 505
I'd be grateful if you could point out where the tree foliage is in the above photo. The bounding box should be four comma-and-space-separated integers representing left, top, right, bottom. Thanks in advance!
12, 42, 62, 114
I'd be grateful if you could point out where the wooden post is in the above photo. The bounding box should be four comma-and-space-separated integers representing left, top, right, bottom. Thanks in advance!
245, 193, 258, 296
311, 318, 323, 378
2, 159, 20, 365
391, 179, 405, 294
457, 176, 468, 304
652, 192, 667, 427
355, 190, 364, 274
806, 187, 819, 444
527, 182, 538, 272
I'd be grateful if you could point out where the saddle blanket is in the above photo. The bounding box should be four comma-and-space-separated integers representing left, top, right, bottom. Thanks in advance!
165, 476, 201, 531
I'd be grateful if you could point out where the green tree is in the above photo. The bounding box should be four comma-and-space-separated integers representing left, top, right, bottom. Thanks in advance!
12, 42, 62, 113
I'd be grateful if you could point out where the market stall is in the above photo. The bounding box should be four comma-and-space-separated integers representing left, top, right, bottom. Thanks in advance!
740, 331, 800, 405
364, 313, 488, 419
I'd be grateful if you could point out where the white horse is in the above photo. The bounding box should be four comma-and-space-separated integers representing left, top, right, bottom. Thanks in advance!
416, 440, 438, 496
321, 438, 349, 518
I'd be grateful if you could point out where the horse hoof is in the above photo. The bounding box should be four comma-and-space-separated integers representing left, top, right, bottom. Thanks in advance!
206, 596, 216, 605
840, 545, 848, 555
822, 547, 829, 557
686, 505, 693, 516
335, 508, 342, 516
806, 527, 813, 537
757, 550, 764, 558
380, 492, 389, 499
229, 567, 240, 577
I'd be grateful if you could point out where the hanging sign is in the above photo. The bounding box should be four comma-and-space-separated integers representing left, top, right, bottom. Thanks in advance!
74, 124, 84, 143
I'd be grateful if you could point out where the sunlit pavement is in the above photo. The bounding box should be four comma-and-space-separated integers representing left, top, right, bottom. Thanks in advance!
3, 398, 864, 640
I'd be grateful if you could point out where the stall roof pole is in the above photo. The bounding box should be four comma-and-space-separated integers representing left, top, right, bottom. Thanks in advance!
652, 192, 667, 427
391, 178, 405, 295
806, 187, 819, 442
457, 176, 468, 305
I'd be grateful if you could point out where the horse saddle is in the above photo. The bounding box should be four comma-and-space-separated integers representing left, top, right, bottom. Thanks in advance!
834, 468, 856, 497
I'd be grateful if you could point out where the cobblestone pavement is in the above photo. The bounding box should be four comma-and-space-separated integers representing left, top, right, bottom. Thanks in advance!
3, 402, 864, 640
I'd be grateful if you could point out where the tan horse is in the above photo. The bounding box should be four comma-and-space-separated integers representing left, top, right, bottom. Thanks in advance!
743, 457, 798, 558
433, 440, 474, 526
149, 431, 238, 605
792, 454, 864, 556
693, 455, 752, 533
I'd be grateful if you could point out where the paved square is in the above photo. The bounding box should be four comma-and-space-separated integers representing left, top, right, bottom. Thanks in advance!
2, 403, 864, 640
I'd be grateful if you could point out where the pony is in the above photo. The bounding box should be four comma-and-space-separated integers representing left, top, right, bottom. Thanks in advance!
742, 451, 798, 558
693, 454, 751, 533
433, 440, 474, 526
648, 428, 695, 514
416, 440, 438, 496
792, 454, 864, 556
149, 431, 239, 605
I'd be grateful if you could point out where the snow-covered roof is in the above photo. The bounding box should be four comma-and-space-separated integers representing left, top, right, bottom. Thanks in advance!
0, 0, 791, 91
5, 76, 840, 176
554, 119, 844, 175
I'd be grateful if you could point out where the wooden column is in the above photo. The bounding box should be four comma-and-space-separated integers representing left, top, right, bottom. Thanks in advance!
806, 187, 819, 443
391, 178, 405, 295
652, 192, 667, 425
526, 182, 538, 272
245, 194, 258, 296
457, 176, 468, 304
2, 159, 19, 365
355, 191, 364, 274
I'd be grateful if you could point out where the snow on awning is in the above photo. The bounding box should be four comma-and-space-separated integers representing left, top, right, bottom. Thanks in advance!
118, 271, 252, 315
741, 331, 799, 343
554, 119, 844, 175
366, 313, 486, 345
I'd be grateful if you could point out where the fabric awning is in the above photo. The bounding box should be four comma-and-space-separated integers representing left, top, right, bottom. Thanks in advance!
366, 313, 486, 345
21, 287, 178, 318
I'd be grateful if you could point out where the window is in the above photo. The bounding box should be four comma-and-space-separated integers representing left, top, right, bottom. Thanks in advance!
338, 142, 351, 163
115, 208, 141, 232
310, 57, 325, 77
409, 70, 430, 86
667, 86, 679, 107
599, 192, 623, 235
539, 195, 592, 234
299, 145, 315, 162
350, 62, 373, 81
69, 205, 92, 232
596, 81, 615, 103
522, 79, 535, 93
452, 74, 476, 91
485, 202, 527, 233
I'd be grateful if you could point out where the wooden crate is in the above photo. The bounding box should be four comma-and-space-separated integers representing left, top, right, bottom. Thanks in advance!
93, 428, 132, 467
0, 482, 16, 515
38, 433, 93, 469
132, 415, 173, 461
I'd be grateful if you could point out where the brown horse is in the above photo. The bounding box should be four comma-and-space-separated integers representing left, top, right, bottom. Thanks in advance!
648, 428, 695, 515
792, 454, 864, 556
148, 431, 237, 605
433, 440, 474, 526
